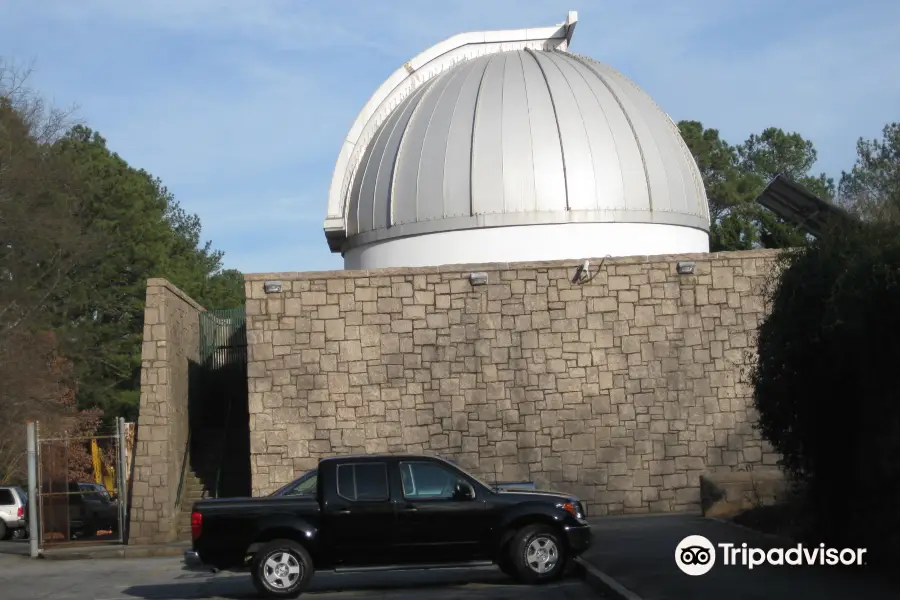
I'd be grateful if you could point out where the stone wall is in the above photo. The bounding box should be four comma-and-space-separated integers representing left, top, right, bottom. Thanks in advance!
244, 249, 781, 515
130, 279, 203, 544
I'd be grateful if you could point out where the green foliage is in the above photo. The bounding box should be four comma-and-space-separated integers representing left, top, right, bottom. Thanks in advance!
677, 121, 758, 250
838, 123, 900, 223
678, 121, 835, 251
44, 126, 244, 421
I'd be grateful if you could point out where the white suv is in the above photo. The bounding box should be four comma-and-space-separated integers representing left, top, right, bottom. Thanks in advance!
0, 486, 27, 540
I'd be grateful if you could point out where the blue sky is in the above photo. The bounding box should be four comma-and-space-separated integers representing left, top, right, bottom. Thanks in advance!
1, 0, 898, 274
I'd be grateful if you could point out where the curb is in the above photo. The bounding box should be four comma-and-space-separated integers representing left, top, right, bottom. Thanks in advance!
39, 544, 188, 561
575, 557, 644, 600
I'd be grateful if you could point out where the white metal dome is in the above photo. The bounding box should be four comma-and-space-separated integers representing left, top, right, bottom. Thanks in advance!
324, 12, 711, 269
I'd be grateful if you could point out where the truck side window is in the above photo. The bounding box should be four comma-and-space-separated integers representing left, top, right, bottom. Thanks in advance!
336, 463, 389, 501
399, 461, 457, 499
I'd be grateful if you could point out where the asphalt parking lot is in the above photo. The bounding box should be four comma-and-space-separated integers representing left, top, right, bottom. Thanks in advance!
0, 544, 599, 600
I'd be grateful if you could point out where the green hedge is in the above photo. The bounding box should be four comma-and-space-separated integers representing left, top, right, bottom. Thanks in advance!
750, 220, 900, 565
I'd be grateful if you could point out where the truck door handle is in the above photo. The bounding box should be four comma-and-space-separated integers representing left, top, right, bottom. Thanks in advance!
338, 509, 351, 514
400, 506, 417, 512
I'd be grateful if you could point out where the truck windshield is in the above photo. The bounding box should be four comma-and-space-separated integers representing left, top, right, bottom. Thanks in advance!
270, 470, 318, 497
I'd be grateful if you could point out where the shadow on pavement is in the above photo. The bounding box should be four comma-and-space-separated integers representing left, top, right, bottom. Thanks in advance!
582, 513, 900, 600
0, 540, 29, 556
121, 567, 530, 599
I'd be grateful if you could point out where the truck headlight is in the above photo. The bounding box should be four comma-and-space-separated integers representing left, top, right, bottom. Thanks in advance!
558, 502, 584, 520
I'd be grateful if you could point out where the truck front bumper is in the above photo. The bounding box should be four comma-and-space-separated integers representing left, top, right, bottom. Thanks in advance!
564, 523, 593, 556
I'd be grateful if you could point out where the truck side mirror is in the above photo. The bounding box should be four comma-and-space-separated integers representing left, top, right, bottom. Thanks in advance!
454, 481, 475, 500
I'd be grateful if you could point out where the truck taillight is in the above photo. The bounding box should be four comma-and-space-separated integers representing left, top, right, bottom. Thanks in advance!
191, 512, 202, 539
17, 506, 24, 519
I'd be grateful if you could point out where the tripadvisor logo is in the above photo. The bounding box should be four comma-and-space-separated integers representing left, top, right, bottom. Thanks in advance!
675, 535, 867, 576
676, 535, 717, 576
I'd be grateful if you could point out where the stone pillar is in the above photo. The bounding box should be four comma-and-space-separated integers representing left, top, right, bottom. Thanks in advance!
129, 279, 203, 545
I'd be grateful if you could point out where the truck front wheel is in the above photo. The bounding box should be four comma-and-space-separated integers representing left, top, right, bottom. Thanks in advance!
509, 523, 566, 584
496, 554, 517, 578
251, 539, 314, 598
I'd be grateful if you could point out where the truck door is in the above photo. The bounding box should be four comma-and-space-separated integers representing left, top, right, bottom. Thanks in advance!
391, 459, 491, 563
323, 460, 396, 567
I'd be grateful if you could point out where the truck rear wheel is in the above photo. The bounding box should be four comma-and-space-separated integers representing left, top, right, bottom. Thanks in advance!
508, 523, 566, 584
251, 539, 314, 598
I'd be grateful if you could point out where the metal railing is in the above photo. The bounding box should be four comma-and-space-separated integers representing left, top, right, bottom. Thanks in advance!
175, 430, 191, 509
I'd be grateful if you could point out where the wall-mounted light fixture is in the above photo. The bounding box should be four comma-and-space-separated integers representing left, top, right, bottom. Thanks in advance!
676, 261, 695, 275
572, 260, 590, 284
264, 280, 283, 293
469, 272, 489, 286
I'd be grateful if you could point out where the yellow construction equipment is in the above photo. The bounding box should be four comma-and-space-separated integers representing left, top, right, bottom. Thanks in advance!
90, 439, 117, 494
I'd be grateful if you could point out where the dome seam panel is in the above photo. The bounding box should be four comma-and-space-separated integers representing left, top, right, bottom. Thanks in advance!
347, 125, 378, 236
605, 66, 685, 217
559, 52, 628, 212
515, 50, 538, 214
413, 64, 469, 224
373, 81, 434, 233
564, 51, 654, 213
391, 72, 451, 228
664, 113, 710, 221
601, 63, 693, 218
352, 91, 410, 235
441, 58, 483, 220
342, 85, 422, 216
542, 51, 600, 211
469, 54, 493, 218
499, 53, 508, 214
573, 52, 708, 220
525, 47, 570, 211
366, 84, 427, 234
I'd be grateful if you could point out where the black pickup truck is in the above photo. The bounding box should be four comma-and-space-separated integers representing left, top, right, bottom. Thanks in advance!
184, 453, 592, 598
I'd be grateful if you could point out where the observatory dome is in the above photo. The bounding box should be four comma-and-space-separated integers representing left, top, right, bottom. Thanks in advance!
324, 12, 710, 270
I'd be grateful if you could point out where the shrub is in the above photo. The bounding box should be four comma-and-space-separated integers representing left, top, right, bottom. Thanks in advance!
750, 219, 900, 565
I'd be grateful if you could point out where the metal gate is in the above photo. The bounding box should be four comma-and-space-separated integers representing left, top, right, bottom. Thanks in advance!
29, 418, 129, 549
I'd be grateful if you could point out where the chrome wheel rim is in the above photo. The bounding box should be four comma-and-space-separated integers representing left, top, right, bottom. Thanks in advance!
525, 535, 559, 574
263, 551, 303, 589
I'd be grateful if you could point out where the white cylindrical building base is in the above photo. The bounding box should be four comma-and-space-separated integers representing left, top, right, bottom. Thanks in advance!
343, 223, 710, 270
